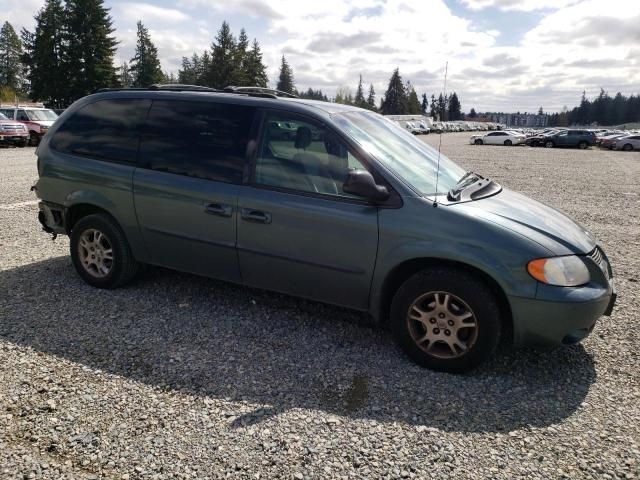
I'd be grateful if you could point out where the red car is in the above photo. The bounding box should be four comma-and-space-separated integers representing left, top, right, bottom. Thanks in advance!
0, 112, 29, 147
0, 106, 58, 146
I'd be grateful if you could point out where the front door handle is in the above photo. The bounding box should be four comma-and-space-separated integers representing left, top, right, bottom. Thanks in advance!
204, 203, 233, 218
241, 208, 272, 224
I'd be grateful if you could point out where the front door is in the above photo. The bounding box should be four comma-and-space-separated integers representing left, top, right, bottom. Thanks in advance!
133, 99, 257, 282
237, 112, 379, 309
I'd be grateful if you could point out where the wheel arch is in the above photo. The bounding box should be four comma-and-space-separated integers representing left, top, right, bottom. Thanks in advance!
376, 257, 513, 344
64, 203, 115, 234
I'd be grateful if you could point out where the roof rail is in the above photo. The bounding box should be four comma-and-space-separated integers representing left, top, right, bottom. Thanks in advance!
224, 86, 298, 99
149, 84, 221, 92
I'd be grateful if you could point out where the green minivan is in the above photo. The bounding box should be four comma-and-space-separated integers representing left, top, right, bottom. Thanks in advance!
35, 86, 616, 372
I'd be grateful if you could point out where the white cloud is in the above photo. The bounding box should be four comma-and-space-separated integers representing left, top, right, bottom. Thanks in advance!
115, 3, 190, 23
460, 0, 579, 11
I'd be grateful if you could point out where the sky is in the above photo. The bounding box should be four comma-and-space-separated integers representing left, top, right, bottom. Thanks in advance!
3, 0, 639, 113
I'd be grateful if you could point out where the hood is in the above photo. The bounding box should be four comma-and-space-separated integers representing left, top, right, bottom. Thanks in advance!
454, 188, 596, 255
30, 120, 56, 127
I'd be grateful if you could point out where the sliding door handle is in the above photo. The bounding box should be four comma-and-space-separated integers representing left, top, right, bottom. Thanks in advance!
204, 203, 233, 218
241, 208, 272, 224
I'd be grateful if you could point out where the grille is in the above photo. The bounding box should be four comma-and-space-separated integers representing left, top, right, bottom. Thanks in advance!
589, 246, 611, 278
0, 124, 25, 133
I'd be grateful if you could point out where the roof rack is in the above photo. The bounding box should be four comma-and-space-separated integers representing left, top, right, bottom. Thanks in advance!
96, 84, 299, 100
223, 86, 298, 99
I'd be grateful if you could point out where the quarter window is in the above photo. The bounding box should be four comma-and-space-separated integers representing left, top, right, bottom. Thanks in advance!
254, 113, 368, 198
50, 99, 151, 163
139, 100, 255, 184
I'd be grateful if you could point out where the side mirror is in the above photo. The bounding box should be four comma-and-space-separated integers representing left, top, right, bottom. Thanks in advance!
343, 170, 390, 202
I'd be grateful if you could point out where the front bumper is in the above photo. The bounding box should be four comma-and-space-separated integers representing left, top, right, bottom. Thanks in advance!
0, 134, 29, 143
509, 277, 616, 347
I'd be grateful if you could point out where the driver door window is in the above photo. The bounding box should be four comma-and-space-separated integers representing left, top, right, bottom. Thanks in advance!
17, 110, 29, 121
254, 114, 368, 198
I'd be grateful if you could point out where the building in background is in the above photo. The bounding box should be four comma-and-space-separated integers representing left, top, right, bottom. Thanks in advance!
485, 113, 548, 128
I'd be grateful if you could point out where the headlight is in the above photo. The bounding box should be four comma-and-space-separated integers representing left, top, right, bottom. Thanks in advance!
527, 256, 590, 286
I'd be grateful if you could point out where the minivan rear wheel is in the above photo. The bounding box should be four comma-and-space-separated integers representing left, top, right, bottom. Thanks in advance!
70, 213, 139, 289
391, 268, 501, 373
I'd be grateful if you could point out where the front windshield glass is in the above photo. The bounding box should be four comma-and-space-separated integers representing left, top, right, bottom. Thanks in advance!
333, 111, 465, 195
27, 109, 58, 121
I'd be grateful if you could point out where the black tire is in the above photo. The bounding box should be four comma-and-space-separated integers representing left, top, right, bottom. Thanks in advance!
390, 268, 502, 373
474, 139, 483, 145
504, 139, 512, 146
544, 140, 554, 148
622, 143, 633, 151
17, 140, 28, 148
70, 213, 139, 289
578, 141, 588, 149
29, 132, 40, 146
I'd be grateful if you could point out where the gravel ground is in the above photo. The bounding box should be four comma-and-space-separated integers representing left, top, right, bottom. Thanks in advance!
1, 137, 639, 479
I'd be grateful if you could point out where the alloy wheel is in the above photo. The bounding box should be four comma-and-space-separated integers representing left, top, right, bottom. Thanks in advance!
406, 291, 479, 359
77, 229, 114, 278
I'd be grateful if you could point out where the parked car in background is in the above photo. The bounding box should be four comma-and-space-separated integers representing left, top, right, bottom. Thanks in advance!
611, 134, 640, 151
404, 121, 422, 135
0, 112, 29, 147
470, 131, 526, 146
0, 105, 58, 146
525, 130, 558, 147
542, 130, 596, 149
416, 120, 431, 134
599, 133, 628, 149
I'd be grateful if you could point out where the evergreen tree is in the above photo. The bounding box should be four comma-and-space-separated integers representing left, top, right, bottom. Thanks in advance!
437, 93, 447, 121
0, 22, 25, 91
276, 55, 295, 94
244, 39, 268, 87
64, 0, 118, 102
234, 28, 249, 85
537, 106, 544, 115
406, 82, 422, 114
469, 107, 477, 118
21, 0, 67, 107
381, 68, 408, 115
366, 84, 376, 111
129, 21, 163, 87
448, 92, 461, 120
119, 61, 132, 87
354, 74, 365, 108
205, 21, 237, 88
430, 94, 437, 119
421, 93, 428, 114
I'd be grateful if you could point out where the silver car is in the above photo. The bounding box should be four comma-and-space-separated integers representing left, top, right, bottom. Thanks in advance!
612, 135, 640, 151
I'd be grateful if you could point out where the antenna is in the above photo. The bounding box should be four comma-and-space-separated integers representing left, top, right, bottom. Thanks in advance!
433, 61, 448, 207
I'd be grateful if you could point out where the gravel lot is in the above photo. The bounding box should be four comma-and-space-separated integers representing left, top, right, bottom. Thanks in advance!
1, 136, 639, 479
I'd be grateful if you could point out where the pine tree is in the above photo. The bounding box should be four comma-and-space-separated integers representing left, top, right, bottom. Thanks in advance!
234, 28, 249, 85
406, 82, 422, 114
354, 74, 365, 108
430, 94, 437, 119
129, 21, 163, 87
244, 39, 268, 87
448, 92, 461, 120
381, 68, 408, 115
21, 0, 67, 107
119, 61, 132, 87
469, 108, 477, 118
437, 93, 447, 121
421, 93, 428, 114
65, 0, 118, 103
276, 55, 295, 94
0, 22, 25, 92
205, 21, 237, 88
537, 106, 544, 116
366, 84, 376, 111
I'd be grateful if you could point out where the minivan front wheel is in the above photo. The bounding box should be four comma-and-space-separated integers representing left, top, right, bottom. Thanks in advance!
391, 268, 501, 373
70, 214, 139, 289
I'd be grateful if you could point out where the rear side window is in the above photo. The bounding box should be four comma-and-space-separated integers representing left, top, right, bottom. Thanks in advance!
50, 99, 151, 163
139, 100, 256, 184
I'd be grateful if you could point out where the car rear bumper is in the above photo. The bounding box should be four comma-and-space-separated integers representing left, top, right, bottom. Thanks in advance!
509, 282, 615, 346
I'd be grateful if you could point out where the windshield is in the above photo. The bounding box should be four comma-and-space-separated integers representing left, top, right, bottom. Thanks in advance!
333, 111, 465, 195
27, 109, 58, 121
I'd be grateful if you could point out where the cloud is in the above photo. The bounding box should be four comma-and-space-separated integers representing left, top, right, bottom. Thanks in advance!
179, 0, 283, 19
115, 3, 190, 23
307, 32, 382, 53
460, 0, 578, 11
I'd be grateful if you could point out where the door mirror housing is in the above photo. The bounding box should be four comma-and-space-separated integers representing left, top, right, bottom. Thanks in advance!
343, 170, 390, 202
